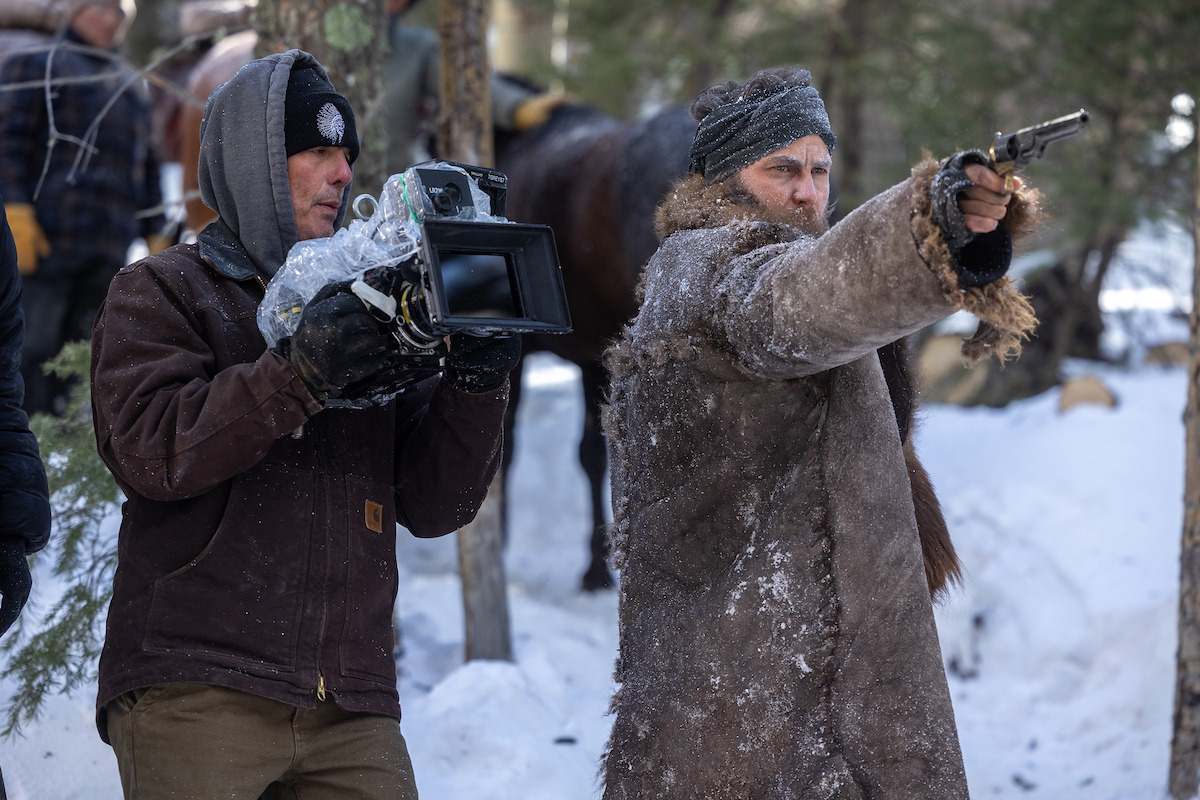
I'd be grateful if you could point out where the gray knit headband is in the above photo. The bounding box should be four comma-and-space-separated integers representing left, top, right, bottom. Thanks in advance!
689, 83, 837, 183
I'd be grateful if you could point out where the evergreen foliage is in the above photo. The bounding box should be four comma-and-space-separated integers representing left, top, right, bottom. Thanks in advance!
1, 343, 119, 738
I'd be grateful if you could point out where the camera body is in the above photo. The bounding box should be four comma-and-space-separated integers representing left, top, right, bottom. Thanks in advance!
352, 160, 572, 354
259, 160, 570, 407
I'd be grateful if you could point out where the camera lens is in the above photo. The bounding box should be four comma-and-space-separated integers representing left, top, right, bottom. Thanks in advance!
432, 190, 455, 214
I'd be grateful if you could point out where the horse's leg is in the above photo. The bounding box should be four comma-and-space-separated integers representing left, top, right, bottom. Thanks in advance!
578, 358, 615, 591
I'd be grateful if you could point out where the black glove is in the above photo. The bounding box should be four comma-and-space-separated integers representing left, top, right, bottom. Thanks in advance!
0, 539, 32, 638
929, 149, 1012, 288
284, 285, 401, 398
444, 333, 522, 393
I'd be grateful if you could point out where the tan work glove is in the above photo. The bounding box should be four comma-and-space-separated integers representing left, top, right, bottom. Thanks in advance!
5, 203, 50, 276
513, 93, 571, 132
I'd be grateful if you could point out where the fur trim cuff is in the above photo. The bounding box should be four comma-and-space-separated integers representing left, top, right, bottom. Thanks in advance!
910, 157, 1040, 365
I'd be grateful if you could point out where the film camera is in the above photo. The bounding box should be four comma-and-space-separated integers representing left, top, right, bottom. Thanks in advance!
259, 160, 570, 405
349, 160, 571, 355
267, 159, 571, 405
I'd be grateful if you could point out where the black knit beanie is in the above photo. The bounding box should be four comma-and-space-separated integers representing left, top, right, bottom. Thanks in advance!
285, 63, 360, 164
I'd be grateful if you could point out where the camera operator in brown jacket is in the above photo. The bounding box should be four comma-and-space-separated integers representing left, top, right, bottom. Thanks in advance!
89, 49, 518, 799
601, 67, 1039, 799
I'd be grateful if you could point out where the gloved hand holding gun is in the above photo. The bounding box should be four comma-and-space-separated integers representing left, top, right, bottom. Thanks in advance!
929, 109, 1090, 287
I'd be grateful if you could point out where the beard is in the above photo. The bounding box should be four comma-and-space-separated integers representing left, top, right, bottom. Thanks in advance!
726, 176, 832, 237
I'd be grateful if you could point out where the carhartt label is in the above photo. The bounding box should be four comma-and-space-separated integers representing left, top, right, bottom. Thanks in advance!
365, 500, 384, 533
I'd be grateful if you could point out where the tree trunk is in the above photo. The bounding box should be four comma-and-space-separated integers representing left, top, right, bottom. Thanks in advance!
255, 0, 389, 200
437, 0, 513, 663
678, 0, 736, 102
436, 0, 493, 168
492, 0, 551, 80
456, 480, 513, 662
1169, 129, 1200, 800
817, 0, 870, 211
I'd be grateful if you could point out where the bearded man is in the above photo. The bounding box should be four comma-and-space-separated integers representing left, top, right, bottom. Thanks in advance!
600, 66, 1038, 799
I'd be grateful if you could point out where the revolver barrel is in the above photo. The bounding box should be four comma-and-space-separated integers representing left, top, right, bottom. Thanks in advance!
989, 109, 1089, 190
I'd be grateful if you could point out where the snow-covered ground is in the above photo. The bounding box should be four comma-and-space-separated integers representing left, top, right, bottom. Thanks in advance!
1, 223, 1193, 798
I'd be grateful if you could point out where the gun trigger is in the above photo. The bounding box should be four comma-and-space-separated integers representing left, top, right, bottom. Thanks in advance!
992, 161, 1016, 195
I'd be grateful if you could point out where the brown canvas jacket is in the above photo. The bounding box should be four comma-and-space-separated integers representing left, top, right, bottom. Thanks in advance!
90, 243, 506, 741
601, 166, 1036, 799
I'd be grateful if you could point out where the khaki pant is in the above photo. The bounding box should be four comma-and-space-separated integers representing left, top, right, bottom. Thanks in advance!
106, 684, 419, 800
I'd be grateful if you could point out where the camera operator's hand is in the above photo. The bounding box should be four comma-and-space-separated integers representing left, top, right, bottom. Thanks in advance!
444, 333, 522, 394
0, 538, 32, 638
285, 286, 400, 398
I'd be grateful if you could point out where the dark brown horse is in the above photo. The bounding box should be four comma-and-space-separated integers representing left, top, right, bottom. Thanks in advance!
496, 103, 698, 590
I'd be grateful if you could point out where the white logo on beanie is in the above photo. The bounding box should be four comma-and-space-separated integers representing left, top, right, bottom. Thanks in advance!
316, 102, 345, 145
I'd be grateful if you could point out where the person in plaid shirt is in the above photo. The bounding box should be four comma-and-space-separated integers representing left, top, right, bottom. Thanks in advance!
0, 0, 163, 415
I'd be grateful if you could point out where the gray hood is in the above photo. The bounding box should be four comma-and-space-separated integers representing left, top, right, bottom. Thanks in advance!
197, 49, 352, 280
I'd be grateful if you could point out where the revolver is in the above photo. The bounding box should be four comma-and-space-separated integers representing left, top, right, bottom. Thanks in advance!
989, 108, 1090, 192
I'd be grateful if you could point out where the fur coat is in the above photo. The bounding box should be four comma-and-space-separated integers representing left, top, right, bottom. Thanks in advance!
600, 162, 1036, 799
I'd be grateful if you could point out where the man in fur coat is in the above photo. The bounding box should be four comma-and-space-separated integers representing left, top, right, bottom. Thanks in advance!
600, 67, 1039, 799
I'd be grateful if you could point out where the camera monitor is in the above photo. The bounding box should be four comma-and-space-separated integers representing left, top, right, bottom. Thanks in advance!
419, 219, 571, 334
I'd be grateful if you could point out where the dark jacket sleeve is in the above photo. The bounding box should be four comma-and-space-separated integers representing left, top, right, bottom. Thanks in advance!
90, 256, 322, 502
0, 201, 51, 553
392, 378, 508, 538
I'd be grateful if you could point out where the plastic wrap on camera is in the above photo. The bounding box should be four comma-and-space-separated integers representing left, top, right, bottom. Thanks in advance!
257, 173, 424, 348
257, 164, 514, 349
402, 162, 498, 221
